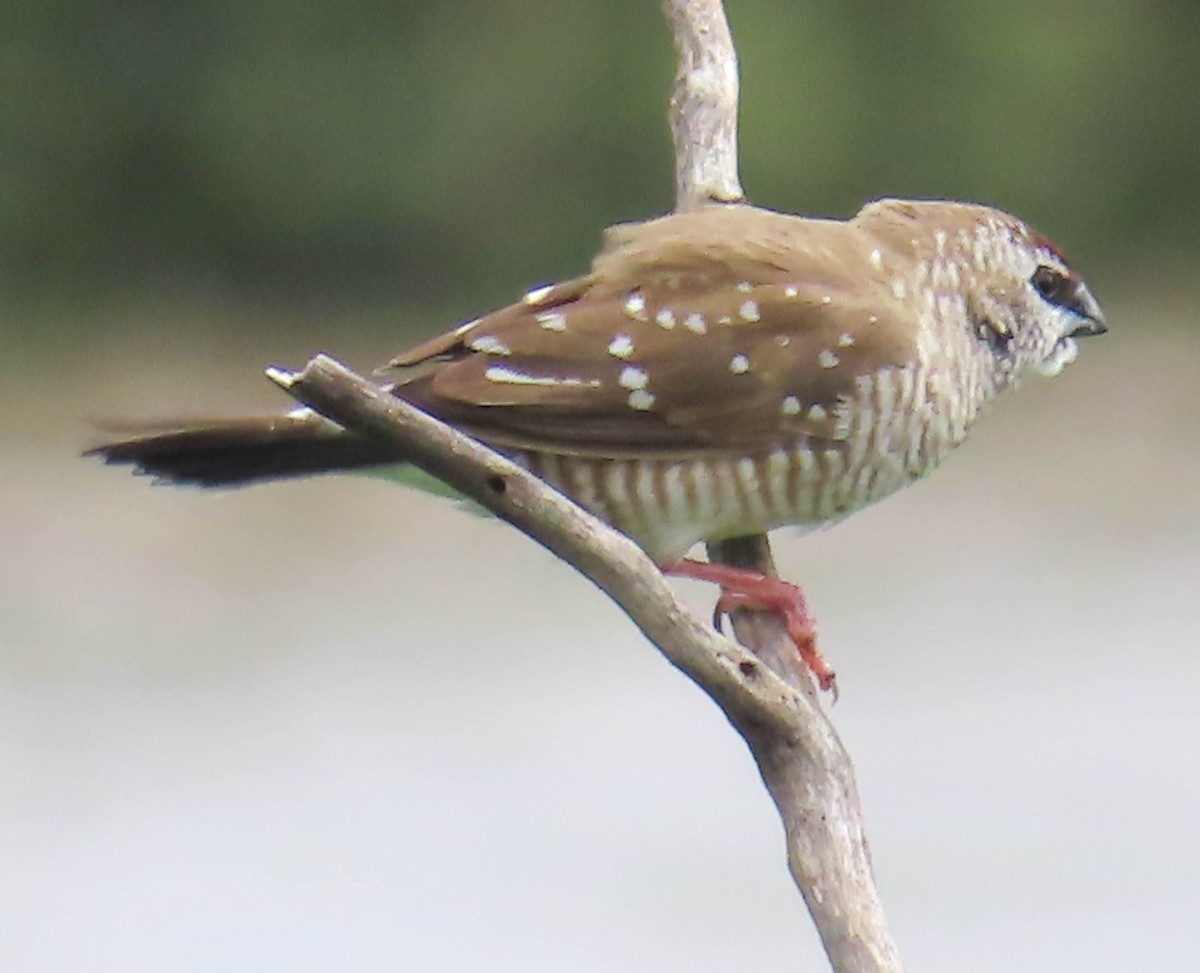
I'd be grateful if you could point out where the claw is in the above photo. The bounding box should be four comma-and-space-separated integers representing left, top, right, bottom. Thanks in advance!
663, 557, 838, 698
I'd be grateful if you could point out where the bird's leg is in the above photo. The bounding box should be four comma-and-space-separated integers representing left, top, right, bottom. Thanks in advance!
662, 558, 837, 698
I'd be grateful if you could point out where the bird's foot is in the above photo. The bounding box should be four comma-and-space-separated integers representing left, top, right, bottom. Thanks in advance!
663, 558, 837, 700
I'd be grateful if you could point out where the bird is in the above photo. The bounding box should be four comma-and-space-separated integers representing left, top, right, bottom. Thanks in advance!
89, 198, 1107, 695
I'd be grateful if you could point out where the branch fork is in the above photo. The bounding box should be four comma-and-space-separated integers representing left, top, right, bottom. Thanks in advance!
271, 3, 904, 970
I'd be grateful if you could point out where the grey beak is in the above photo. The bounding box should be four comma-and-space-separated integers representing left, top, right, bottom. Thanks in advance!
1069, 283, 1107, 337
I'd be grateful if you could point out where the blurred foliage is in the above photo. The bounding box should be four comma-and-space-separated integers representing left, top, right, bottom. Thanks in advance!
1, 0, 1197, 332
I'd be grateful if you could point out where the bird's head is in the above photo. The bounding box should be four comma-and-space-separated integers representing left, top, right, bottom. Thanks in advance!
859, 199, 1107, 390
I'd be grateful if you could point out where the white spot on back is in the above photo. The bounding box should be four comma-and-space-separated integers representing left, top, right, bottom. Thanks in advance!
718, 315, 732, 325
736, 280, 753, 293
607, 334, 635, 359
618, 365, 649, 390
781, 395, 801, 416
891, 279, 907, 300
683, 312, 707, 335
729, 354, 750, 374
523, 284, 553, 305
784, 285, 799, 298
869, 248, 883, 269
867, 314, 879, 325
738, 300, 760, 322
655, 309, 676, 329
837, 332, 855, 347
536, 311, 567, 331
821, 295, 832, 305
469, 335, 511, 356
818, 349, 840, 369
627, 389, 656, 410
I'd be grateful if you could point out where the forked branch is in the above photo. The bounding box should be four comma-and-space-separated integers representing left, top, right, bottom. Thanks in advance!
273, 3, 903, 970
662, 0, 745, 208
659, 4, 903, 966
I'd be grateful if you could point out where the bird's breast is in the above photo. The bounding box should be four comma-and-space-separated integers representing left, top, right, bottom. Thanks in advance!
520, 442, 921, 563
515, 361, 982, 560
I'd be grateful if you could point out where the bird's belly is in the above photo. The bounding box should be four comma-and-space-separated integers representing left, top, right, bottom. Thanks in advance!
523, 444, 928, 563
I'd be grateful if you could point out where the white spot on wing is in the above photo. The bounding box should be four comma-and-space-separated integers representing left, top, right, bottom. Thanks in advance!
808, 404, 828, 422
891, 279, 907, 300
484, 365, 599, 387
729, 354, 750, 374
683, 313, 707, 335
869, 248, 883, 269
736, 280, 753, 293
781, 395, 801, 416
624, 292, 648, 320
523, 284, 554, 305
607, 334, 635, 359
536, 311, 567, 331
738, 300, 760, 322
818, 349, 840, 369
784, 285, 799, 298
627, 389, 655, 410
469, 335, 511, 356
655, 309, 676, 329
618, 366, 649, 390
837, 332, 855, 347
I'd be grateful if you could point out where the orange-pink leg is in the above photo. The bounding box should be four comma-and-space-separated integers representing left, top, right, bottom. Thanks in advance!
663, 557, 837, 699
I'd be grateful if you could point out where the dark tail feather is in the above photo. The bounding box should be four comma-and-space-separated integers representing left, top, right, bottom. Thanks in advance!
85, 416, 400, 487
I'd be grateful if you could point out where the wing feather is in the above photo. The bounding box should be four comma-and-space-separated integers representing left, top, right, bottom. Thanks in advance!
384, 207, 919, 458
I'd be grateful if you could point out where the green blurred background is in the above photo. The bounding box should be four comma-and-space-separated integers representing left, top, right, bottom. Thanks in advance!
5, 0, 1199, 324
5, 4, 1200, 972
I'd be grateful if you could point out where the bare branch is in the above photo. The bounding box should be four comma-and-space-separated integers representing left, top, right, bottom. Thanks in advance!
707, 537, 903, 972
271, 5, 902, 971
269, 356, 801, 736
273, 351, 903, 973
661, 0, 744, 208
661, 3, 903, 970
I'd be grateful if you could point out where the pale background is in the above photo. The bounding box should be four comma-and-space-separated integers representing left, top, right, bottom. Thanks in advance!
4, 2, 1200, 970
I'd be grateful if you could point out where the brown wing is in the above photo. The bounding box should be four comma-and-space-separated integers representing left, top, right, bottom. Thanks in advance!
384, 208, 919, 458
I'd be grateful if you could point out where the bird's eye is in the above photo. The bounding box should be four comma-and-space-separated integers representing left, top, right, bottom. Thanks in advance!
1031, 265, 1086, 315
1030, 262, 1106, 336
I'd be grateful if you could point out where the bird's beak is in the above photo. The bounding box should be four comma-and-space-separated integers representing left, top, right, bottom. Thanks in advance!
1068, 282, 1107, 337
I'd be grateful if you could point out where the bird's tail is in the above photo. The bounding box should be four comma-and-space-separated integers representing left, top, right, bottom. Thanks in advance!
85, 414, 400, 488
